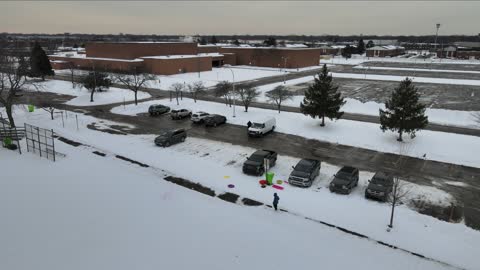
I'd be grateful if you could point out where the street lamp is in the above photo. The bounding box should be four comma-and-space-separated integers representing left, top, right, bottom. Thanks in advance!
281, 56, 288, 84
434, 23, 441, 51
223, 64, 236, 117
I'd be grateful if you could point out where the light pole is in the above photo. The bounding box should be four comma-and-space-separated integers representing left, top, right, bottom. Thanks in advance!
434, 23, 441, 51
282, 56, 288, 84
223, 65, 236, 117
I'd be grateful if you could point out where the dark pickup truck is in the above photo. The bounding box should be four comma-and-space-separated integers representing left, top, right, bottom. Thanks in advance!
242, 150, 277, 176
329, 166, 359, 194
288, 159, 321, 187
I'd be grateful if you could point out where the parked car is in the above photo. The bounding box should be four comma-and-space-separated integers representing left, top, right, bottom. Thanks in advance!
288, 159, 321, 187
329, 166, 359, 194
204, 114, 227, 127
248, 117, 276, 137
365, 172, 394, 202
171, 109, 192, 120
191, 111, 210, 123
154, 129, 187, 147
149, 104, 170, 116
242, 149, 277, 176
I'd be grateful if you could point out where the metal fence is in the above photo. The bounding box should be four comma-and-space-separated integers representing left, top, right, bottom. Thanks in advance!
24, 123, 57, 161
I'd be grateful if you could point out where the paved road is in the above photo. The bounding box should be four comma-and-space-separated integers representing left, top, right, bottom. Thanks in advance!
53, 74, 480, 138
19, 91, 480, 230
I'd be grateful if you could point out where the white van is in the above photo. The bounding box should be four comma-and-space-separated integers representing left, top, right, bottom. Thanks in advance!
248, 117, 276, 137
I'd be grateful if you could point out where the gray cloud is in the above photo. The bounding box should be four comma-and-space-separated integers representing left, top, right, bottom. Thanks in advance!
1, 1, 479, 35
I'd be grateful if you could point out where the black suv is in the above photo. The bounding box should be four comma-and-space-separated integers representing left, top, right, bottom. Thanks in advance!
288, 159, 321, 187
204, 114, 227, 127
149, 104, 170, 116
242, 150, 277, 176
365, 172, 394, 202
329, 166, 359, 194
154, 129, 187, 147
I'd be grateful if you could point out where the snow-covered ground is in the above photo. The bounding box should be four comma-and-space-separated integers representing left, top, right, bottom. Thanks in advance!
0, 137, 456, 270
111, 98, 480, 168
3, 107, 480, 270
32, 78, 480, 129
55, 65, 312, 90
253, 77, 480, 129
30, 80, 151, 106
342, 99, 479, 128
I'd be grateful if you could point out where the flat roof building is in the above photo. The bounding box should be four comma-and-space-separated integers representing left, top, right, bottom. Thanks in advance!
366, 45, 405, 58
49, 42, 321, 75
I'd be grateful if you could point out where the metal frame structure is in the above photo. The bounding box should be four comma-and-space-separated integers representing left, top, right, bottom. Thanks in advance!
24, 123, 56, 161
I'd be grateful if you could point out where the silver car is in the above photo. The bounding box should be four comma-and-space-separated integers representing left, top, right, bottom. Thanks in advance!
191, 111, 210, 123
171, 109, 192, 120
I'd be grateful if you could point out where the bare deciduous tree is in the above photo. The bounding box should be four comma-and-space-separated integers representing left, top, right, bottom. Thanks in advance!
235, 84, 259, 112
41, 104, 57, 120
214, 81, 233, 107
66, 62, 77, 88
188, 81, 206, 103
388, 144, 412, 230
114, 68, 154, 105
266, 85, 294, 113
80, 65, 112, 103
170, 82, 184, 105
0, 53, 34, 127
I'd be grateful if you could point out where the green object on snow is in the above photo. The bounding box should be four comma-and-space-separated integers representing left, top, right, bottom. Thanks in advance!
3, 137, 12, 146
266, 172, 275, 185
28, 105, 34, 112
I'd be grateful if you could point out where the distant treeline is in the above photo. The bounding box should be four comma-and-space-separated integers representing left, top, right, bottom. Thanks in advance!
1, 33, 479, 46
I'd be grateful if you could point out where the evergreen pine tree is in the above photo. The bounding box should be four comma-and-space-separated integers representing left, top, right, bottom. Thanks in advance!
30, 42, 54, 80
300, 64, 346, 126
379, 78, 429, 141
263, 37, 277, 47
342, 45, 352, 59
81, 71, 112, 102
357, 39, 365, 54
210, 35, 218, 44
366, 40, 375, 48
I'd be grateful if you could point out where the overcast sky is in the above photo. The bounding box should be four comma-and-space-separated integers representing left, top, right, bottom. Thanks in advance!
1, 1, 479, 36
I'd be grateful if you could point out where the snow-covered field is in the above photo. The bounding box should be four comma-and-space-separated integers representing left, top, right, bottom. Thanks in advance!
2, 107, 480, 270
0, 137, 457, 270
111, 98, 480, 168
31, 80, 151, 106
252, 76, 480, 128
342, 99, 480, 128
55, 65, 303, 90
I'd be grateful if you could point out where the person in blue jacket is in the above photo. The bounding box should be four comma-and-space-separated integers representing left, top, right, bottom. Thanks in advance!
273, 193, 279, 211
